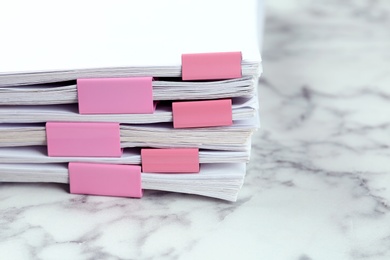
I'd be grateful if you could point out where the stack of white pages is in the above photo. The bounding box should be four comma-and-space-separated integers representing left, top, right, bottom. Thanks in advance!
0, 0, 262, 201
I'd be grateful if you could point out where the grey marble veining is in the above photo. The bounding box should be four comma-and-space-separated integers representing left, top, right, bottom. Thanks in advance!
1, 0, 390, 259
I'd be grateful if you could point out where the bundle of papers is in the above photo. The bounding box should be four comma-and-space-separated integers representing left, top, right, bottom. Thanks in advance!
0, 163, 246, 201
0, 97, 257, 124
0, 147, 251, 164
0, 0, 262, 201
0, 121, 256, 150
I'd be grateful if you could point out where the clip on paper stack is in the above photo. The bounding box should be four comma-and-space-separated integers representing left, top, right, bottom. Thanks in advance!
0, 0, 262, 201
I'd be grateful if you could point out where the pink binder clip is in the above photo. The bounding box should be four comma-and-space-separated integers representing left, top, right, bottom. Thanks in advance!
141, 148, 199, 173
172, 99, 233, 128
181, 52, 242, 80
69, 162, 142, 198
46, 122, 122, 157
77, 77, 154, 114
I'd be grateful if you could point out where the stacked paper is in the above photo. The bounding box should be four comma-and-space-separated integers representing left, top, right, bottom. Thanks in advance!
0, 0, 262, 201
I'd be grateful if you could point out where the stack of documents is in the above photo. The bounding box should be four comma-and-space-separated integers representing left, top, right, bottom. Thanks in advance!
0, 0, 262, 201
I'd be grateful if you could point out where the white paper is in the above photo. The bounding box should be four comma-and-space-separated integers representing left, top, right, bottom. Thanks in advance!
0, 0, 260, 73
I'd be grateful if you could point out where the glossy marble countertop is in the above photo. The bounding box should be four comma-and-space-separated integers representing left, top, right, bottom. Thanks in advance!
1, 1, 390, 259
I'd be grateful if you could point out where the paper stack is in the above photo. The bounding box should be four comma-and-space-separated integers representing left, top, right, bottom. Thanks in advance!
0, 0, 262, 201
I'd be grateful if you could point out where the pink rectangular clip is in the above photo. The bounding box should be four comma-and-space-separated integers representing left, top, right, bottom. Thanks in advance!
172, 99, 232, 128
181, 52, 242, 80
141, 148, 199, 173
77, 77, 154, 114
69, 162, 142, 198
46, 122, 122, 157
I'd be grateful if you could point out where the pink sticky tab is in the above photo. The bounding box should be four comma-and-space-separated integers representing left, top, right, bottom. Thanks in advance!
181, 52, 242, 80
172, 99, 232, 128
69, 162, 142, 198
77, 77, 153, 114
46, 122, 121, 157
141, 148, 199, 173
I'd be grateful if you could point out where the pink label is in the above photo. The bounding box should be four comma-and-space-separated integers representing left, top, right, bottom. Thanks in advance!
172, 99, 233, 128
69, 162, 142, 198
77, 77, 154, 114
141, 148, 199, 173
181, 52, 242, 80
46, 122, 122, 157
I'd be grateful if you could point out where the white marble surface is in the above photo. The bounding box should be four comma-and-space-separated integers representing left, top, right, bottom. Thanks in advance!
1, 1, 390, 259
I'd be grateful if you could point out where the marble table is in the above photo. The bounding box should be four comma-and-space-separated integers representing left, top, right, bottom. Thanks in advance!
1, 1, 390, 259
